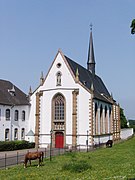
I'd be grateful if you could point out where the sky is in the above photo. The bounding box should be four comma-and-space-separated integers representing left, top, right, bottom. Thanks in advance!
0, 0, 135, 119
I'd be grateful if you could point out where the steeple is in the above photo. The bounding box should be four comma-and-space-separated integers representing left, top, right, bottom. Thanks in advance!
87, 24, 96, 75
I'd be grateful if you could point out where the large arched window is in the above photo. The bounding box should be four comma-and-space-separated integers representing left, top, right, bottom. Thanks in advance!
6, 109, 10, 121
54, 94, 65, 121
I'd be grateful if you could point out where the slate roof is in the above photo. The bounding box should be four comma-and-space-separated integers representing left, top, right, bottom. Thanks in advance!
65, 55, 113, 104
0, 80, 29, 106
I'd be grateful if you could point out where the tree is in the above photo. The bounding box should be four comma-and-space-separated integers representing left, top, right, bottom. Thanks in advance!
130, 19, 135, 34
120, 108, 128, 128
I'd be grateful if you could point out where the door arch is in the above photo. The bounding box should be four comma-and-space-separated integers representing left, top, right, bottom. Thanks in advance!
55, 132, 64, 148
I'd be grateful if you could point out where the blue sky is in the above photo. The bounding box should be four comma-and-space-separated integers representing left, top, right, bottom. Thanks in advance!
0, 1, 135, 119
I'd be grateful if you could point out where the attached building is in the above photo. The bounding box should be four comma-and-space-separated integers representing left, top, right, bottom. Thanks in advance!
0, 80, 30, 141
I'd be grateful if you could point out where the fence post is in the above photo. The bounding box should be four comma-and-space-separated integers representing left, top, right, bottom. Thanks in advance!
5, 154, 7, 169
50, 129, 53, 161
87, 130, 88, 152
45, 148, 46, 159
17, 152, 19, 165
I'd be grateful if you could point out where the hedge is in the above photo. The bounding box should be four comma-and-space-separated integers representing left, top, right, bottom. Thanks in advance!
0, 140, 35, 151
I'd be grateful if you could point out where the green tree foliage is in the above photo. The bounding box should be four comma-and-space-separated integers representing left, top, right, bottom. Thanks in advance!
130, 19, 135, 34
120, 108, 128, 128
128, 120, 135, 132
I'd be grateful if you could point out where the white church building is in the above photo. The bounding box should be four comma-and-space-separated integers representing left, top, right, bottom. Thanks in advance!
27, 30, 120, 149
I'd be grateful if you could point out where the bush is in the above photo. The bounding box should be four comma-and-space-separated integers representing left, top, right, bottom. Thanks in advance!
62, 160, 91, 173
0, 140, 35, 151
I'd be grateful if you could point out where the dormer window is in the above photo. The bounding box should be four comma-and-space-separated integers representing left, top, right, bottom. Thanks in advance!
8, 85, 16, 96
56, 72, 62, 86
83, 81, 87, 85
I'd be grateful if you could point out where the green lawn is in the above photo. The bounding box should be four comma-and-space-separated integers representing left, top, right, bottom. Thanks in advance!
1, 137, 135, 180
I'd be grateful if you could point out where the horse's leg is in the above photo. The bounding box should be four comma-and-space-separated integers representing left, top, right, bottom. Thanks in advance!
24, 159, 28, 168
42, 152, 44, 162
37, 158, 41, 168
29, 159, 31, 166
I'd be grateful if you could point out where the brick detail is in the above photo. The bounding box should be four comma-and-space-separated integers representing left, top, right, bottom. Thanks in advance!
112, 104, 120, 141
35, 91, 43, 148
72, 90, 79, 147
89, 97, 94, 145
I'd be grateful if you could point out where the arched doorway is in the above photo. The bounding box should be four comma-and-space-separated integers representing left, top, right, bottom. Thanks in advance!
55, 132, 64, 148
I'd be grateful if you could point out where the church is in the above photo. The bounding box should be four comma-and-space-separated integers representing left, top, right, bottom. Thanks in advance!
27, 30, 120, 149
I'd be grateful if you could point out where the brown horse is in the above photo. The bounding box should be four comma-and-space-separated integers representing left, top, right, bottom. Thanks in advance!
24, 151, 44, 168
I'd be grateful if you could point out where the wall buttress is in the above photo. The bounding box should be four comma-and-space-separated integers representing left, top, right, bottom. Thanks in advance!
35, 91, 43, 148
72, 90, 79, 147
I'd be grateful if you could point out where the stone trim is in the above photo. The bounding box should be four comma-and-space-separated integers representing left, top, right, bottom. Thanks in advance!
35, 91, 43, 148
112, 104, 120, 141
72, 90, 79, 147
89, 97, 94, 145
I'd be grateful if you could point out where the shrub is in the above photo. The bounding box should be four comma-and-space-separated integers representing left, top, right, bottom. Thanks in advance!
0, 140, 35, 151
62, 160, 91, 173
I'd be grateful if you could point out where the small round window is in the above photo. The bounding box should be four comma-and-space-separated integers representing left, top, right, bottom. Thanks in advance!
56, 63, 61, 68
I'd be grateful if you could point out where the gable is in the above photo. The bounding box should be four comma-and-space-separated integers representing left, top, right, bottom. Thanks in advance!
41, 50, 77, 89
38, 50, 112, 104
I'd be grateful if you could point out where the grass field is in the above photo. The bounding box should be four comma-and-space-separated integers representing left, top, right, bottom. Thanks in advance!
0, 137, 135, 180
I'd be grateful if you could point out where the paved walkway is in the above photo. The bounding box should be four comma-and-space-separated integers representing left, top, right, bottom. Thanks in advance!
0, 148, 46, 158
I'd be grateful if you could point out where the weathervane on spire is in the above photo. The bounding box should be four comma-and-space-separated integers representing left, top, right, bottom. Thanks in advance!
90, 23, 93, 31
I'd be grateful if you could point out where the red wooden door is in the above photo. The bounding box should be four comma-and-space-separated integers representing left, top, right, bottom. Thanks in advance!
55, 132, 64, 148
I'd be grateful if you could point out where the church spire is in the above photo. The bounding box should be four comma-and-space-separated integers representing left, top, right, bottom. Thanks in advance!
87, 24, 96, 75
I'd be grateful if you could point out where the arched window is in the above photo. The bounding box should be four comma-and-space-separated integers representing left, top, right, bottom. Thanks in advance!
0, 109, 1, 121
5, 128, 9, 140
105, 106, 107, 118
105, 106, 108, 133
6, 109, 10, 121
54, 94, 64, 120
56, 72, 62, 86
14, 128, 18, 140
109, 107, 112, 133
109, 107, 111, 117
22, 111, 25, 121
100, 105, 103, 134
21, 128, 25, 139
14, 110, 19, 121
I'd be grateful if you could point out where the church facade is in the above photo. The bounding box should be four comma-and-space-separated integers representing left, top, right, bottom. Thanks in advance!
27, 31, 120, 149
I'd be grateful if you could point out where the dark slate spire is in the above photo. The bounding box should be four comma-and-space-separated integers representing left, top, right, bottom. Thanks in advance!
87, 25, 96, 75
